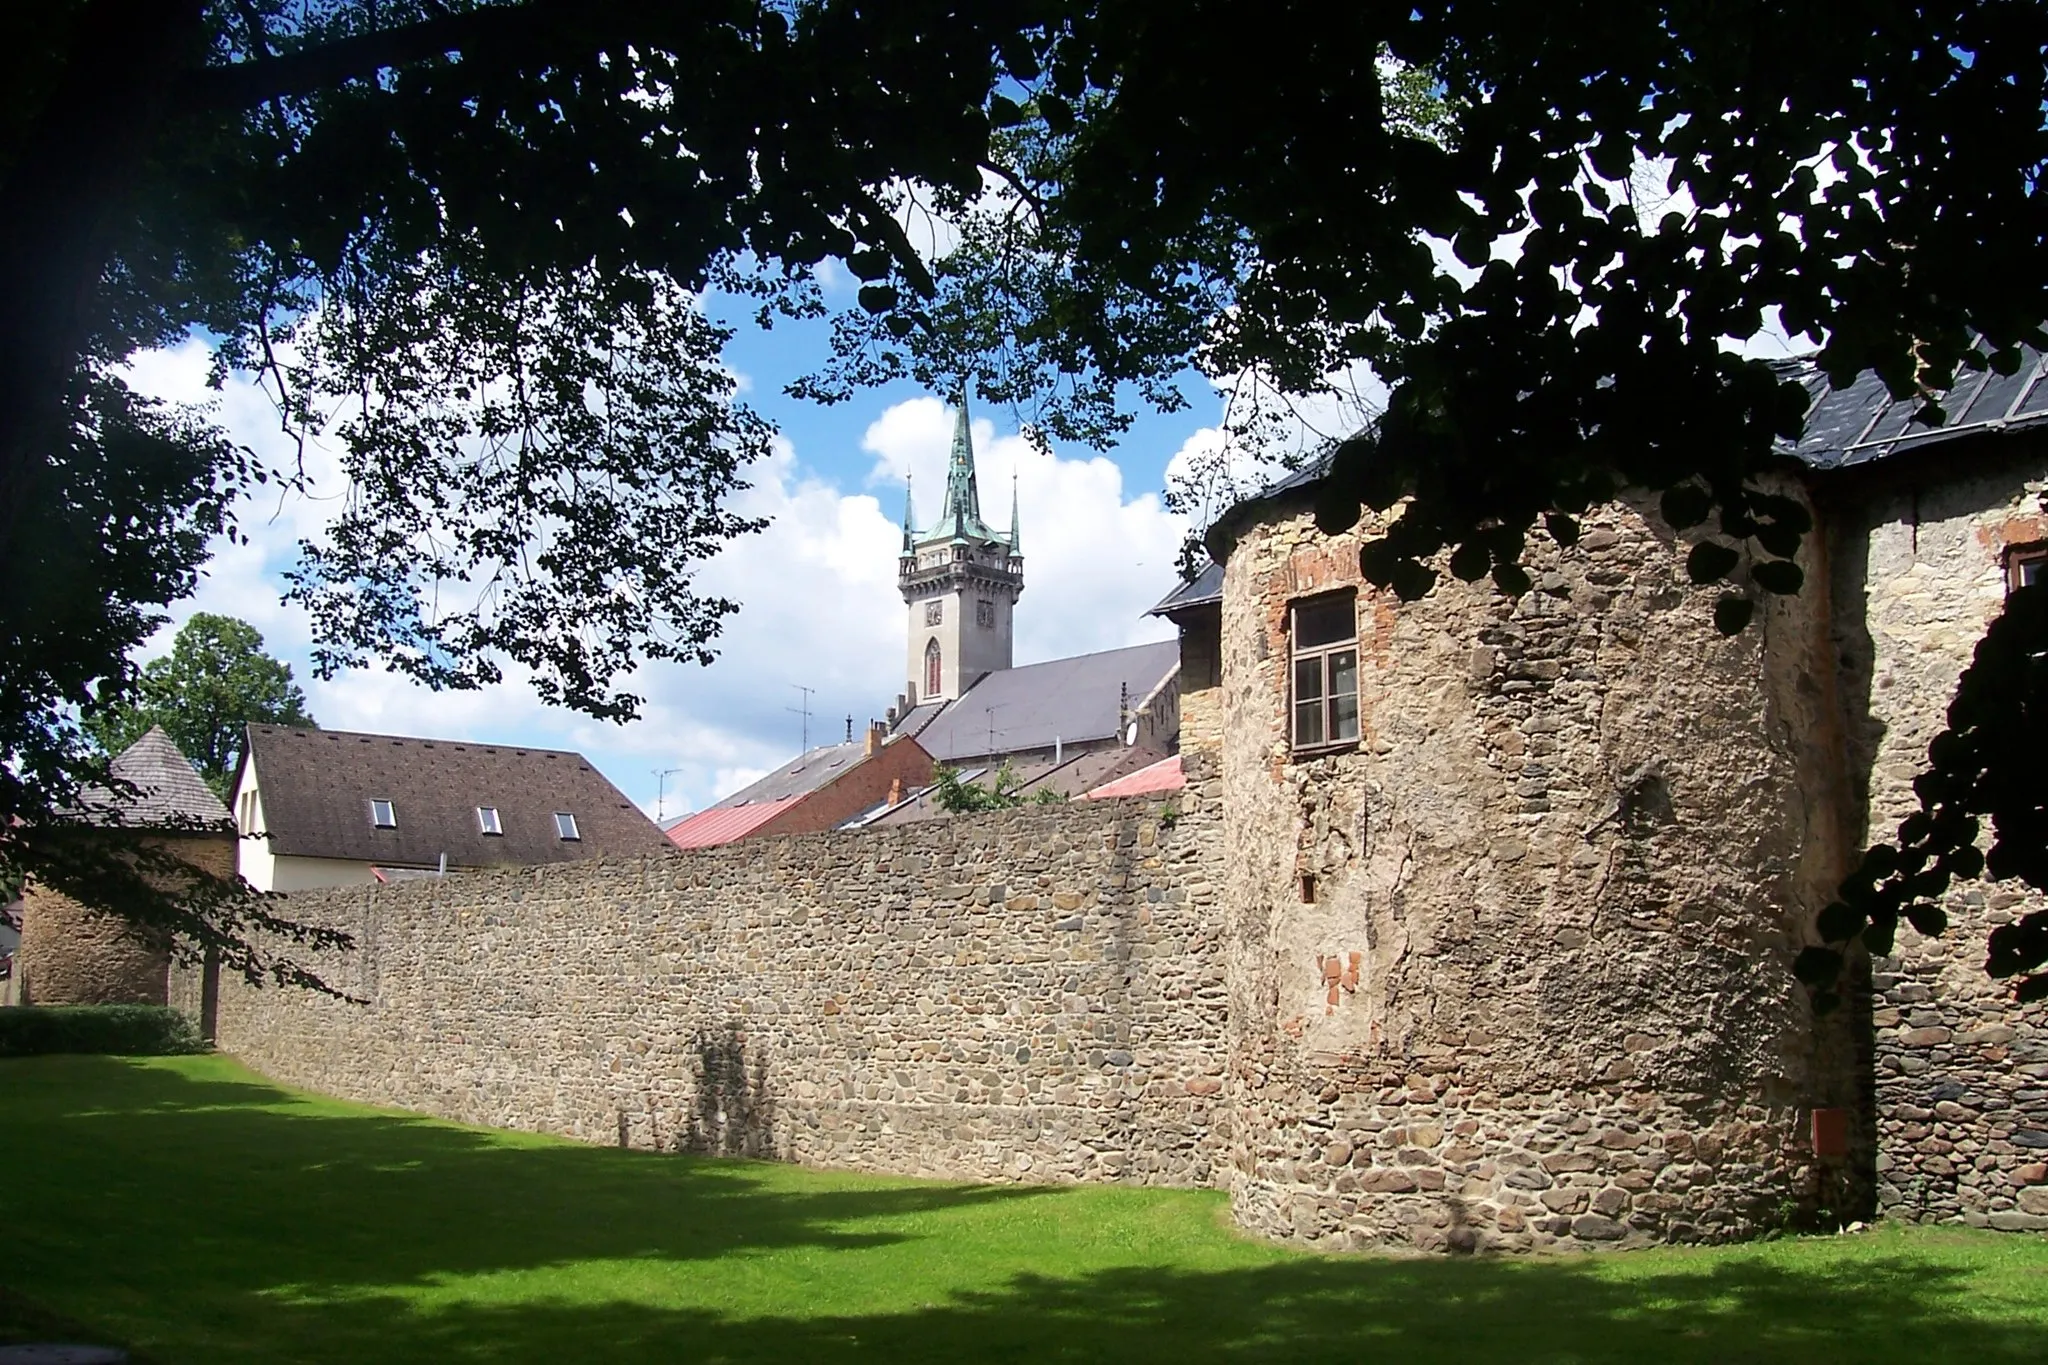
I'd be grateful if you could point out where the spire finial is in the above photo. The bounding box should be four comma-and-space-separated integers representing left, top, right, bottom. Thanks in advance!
943, 382, 981, 534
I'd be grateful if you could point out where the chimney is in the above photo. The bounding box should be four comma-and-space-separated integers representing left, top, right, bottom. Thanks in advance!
865, 720, 887, 757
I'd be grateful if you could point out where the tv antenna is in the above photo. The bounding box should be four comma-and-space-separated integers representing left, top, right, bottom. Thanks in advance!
652, 767, 686, 823
788, 684, 816, 751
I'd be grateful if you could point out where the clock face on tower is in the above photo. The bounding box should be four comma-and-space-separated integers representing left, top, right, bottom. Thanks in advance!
897, 390, 1022, 702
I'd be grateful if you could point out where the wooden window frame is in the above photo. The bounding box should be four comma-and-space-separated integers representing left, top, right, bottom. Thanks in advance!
2007, 541, 2047, 592
1288, 591, 1361, 754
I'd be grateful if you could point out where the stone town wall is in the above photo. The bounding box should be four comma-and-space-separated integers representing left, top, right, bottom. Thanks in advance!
18, 833, 233, 1006
208, 795, 1229, 1188
1216, 490, 1866, 1253
1825, 442, 2048, 1230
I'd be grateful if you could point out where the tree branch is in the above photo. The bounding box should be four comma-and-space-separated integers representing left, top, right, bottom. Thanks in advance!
179, 0, 581, 112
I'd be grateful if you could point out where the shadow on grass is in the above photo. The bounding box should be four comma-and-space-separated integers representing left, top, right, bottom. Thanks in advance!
4, 1056, 2045, 1365
271, 1254, 2048, 1365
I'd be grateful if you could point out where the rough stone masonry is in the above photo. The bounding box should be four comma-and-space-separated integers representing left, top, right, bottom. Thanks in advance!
206, 795, 1230, 1187
190, 438, 2047, 1255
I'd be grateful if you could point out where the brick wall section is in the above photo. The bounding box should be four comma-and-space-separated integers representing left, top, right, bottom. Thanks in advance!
1825, 442, 2048, 1230
209, 795, 1230, 1187
750, 736, 935, 840
19, 833, 232, 1005
1217, 490, 1866, 1252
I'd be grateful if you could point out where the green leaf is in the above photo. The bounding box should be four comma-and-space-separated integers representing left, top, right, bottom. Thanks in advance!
1687, 541, 1740, 584
1358, 540, 1397, 588
1391, 559, 1438, 601
1313, 485, 1360, 536
1904, 903, 1949, 937
1491, 562, 1532, 596
1713, 595, 1754, 635
1750, 559, 1804, 595
1815, 901, 1864, 942
1448, 542, 1490, 581
1660, 485, 1713, 530
1793, 946, 1843, 987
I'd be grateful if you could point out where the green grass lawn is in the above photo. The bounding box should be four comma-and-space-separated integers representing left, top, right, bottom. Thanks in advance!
3, 1055, 2045, 1363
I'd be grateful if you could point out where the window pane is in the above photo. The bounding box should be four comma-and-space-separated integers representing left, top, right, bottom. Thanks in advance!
1293, 655, 1324, 703
555, 812, 580, 840
1294, 596, 1356, 648
2023, 556, 2044, 587
1329, 650, 1360, 741
1294, 700, 1325, 748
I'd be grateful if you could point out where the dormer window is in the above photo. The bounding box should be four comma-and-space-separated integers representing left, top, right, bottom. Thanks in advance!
554, 811, 581, 841
477, 806, 503, 836
369, 799, 397, 828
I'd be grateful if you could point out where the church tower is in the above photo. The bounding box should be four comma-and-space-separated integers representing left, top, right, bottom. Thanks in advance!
898, 390, 1024, 703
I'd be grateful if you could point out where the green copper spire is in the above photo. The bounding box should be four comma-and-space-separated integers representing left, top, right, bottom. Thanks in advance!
901, 473, 916, 552
917, 384, 1002, 544
1009, 470, 1021, 551
941, 385, 982, 534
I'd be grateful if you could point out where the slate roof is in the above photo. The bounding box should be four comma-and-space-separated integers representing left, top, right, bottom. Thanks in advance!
902, 640, 1180, 763
709, 741, 867, 809
1148, 560, 1224, 619
1776, 344, 2048, 469
1206, 347, 2048, 558
241, 726, 670, 867
71, 726, 232, 831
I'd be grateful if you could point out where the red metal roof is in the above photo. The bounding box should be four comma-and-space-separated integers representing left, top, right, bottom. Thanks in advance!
664, 797, 802, 849
1083, 755, 1184, 800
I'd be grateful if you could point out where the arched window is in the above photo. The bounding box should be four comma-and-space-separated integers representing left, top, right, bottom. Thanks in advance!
924, 637, 943, 699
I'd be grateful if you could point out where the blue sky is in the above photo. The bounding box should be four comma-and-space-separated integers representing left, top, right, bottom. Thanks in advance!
126, 287, 1221, 821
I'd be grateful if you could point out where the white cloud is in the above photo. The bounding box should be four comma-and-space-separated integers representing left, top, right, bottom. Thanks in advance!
120, 351, 1186, 819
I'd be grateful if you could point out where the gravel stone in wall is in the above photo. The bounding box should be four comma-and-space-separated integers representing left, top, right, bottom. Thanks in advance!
210, 796, 1228, 1188
1827, 445, 2048, 1230
1216, 490, 1867, 1252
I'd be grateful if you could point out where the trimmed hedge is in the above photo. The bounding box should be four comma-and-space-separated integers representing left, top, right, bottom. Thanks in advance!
0, 1005, 207, 1057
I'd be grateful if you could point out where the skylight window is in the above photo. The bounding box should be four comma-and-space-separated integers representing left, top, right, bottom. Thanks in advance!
477, 806, 503, 836
554, 811, 580, 840
370, 799, 397, 828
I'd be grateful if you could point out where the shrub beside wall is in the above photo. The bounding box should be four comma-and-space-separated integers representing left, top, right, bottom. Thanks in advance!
0, 1004, 208, 1057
